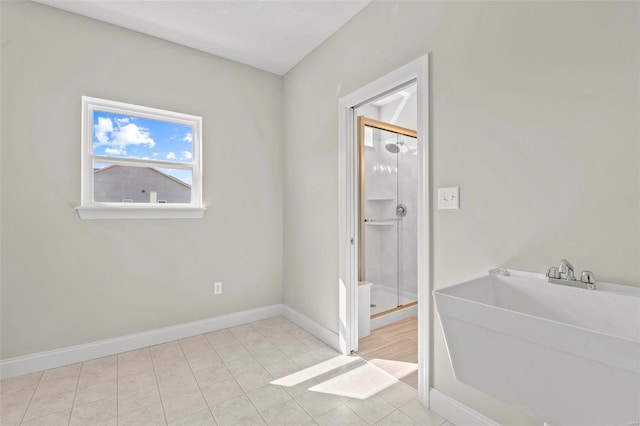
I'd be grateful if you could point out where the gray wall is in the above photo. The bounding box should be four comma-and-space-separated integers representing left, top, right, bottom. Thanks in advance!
283, 1, 639, 425
1, 1, 283, 359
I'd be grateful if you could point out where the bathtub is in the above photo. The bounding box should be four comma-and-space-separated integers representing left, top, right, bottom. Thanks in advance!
433, 270, 640, 426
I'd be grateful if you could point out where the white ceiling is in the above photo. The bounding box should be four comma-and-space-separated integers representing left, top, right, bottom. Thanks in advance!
33, 0, 371, 76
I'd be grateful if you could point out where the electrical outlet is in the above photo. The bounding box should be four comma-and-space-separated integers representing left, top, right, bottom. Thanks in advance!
214, 282, 222, 295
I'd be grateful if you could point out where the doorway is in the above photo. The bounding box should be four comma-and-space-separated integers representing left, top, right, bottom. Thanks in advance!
337, 55, 430, 405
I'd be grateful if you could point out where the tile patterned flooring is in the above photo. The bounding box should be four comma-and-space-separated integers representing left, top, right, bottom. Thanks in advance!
0, 316, 451, 426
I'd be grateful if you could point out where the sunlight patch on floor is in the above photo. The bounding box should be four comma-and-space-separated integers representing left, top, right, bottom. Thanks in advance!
368, 358, 418, 380
309, 361, 397, 399
270, 355, 360, 387
271, 355, 418, 400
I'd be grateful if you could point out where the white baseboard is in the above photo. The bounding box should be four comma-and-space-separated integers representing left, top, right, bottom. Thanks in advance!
429, 388, 502, 426
282, 305, 340, 350
0, 303, 340, 380
0, 304, 284, 379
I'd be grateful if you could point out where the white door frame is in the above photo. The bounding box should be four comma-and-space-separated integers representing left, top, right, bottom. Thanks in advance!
338, 54, 431, 405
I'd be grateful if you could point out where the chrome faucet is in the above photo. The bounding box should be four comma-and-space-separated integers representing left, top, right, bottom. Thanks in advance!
558, 259, 575, 280
546, 259, 596, 290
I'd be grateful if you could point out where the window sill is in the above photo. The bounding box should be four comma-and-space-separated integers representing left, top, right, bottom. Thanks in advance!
76, 206, 206, 220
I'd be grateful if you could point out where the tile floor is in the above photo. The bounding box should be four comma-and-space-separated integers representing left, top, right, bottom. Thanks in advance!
0, 316, 452, 426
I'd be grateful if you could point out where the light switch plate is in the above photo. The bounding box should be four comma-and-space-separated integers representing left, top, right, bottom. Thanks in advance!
438, 186, 460, 210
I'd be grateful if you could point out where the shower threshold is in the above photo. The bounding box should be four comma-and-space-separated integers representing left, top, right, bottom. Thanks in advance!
371, 301, 417, 319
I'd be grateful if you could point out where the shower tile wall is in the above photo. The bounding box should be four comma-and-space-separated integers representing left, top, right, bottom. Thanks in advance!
364, 136, 398, 288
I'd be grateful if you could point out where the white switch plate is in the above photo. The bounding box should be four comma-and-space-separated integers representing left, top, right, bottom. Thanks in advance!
438, 187, 460, 210
214, 282, 222, 295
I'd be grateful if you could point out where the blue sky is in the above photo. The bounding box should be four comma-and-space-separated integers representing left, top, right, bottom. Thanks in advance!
93, 111, 194, 184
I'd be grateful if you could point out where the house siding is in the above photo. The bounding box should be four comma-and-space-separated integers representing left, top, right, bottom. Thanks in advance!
94, 166, 190, 203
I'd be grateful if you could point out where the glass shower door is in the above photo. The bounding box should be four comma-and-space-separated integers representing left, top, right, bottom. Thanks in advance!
358, 116, 417, 317
397, 133, 418, 308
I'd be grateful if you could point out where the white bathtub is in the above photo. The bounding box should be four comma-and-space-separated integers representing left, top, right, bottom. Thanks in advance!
433, 270, 640, 426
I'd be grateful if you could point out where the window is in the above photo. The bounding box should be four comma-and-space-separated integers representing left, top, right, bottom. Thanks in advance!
77, 97, 205, 219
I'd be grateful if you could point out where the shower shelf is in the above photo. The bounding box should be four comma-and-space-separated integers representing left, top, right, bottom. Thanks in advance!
366, 197, 395, 201
364, 219, 396, 226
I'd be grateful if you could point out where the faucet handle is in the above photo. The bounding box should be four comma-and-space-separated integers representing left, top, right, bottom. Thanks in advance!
546, 267, 560, 279
580, 271, 595, 284
580, 271, 596, 290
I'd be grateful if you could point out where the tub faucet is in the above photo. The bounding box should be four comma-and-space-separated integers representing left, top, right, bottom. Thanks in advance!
546, 258, 596, 290
558, 259, 575, 280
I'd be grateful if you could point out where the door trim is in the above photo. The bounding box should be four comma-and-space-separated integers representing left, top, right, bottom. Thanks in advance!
338, 54, 431, 405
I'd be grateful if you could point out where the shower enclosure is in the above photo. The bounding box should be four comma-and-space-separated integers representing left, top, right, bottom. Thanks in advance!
358, 116, 417, 321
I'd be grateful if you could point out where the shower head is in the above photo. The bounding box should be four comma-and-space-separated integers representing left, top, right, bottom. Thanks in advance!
385, 143, 400, 154
385, 142, 403, 154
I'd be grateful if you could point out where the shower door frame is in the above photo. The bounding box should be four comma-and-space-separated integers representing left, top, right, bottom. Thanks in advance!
358, 116, 418, 316
338, 54, 431, 406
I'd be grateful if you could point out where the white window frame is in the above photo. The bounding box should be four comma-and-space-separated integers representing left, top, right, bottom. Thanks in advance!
76, 96, 205, 220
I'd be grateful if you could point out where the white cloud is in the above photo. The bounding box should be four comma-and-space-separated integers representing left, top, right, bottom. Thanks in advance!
105, 147, 124, 155
166, 152, 176, 160
153, 153, 159, 157
112, 123, 155, 149
181, 151, 192, 160
183, 132, 193, 143
94, 118, 155, 153
94, 117, 113, 144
